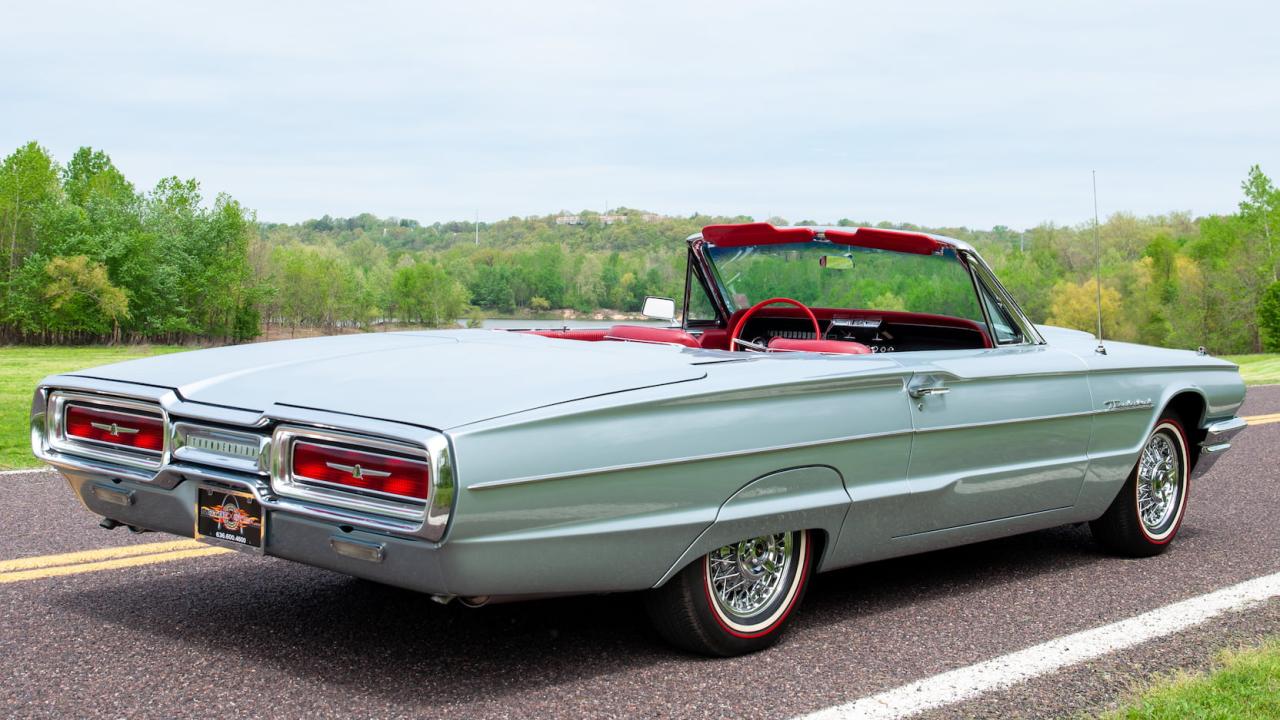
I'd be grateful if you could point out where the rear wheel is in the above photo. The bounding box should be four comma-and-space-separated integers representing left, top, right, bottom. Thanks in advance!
1091, 415, 1190, 557
645, 529, 812, 656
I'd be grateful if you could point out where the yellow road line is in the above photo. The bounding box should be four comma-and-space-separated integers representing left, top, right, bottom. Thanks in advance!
0, 546, 232, 584
0, 538, 213, 573
1247, 416, 1280, 426
1242, 413, 1280, 423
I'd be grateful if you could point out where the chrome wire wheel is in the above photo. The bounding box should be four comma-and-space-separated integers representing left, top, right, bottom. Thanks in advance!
1090, 414, 1191, 557
1136, 429, 1183, 534
706, 532, 794, 620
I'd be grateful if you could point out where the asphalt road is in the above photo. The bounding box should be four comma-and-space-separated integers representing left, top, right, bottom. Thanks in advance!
3, 386, 1278, 719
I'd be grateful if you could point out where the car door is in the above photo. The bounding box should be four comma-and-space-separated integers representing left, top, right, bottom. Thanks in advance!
899, 257, 1093, 535
900, 345, 1093, 535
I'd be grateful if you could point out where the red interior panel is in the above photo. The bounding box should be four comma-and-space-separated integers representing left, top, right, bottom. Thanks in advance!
766, 338, 873, 355
605, 325, 701, 348
525, 328, 611, 342
700, 223, 942, 256
822, 228, 941, 255
701, 223, 816, 246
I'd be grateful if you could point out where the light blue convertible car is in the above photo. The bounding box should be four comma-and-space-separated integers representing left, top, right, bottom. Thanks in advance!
32, 222, 1246, 655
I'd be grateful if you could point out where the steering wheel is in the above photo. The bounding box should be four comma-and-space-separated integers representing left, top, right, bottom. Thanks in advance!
729, 297, 822, 352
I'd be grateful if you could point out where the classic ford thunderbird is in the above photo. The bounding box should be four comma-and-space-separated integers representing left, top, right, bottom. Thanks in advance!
32, 223, 1246, 656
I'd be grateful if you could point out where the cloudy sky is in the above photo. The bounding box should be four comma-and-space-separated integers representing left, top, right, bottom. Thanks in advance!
3, 1, 1277, 229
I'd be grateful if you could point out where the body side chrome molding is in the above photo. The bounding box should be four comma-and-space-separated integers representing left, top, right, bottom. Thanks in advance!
888, 405, 1107, 436
468, 404, 1146, 492
467, 428, 914, 491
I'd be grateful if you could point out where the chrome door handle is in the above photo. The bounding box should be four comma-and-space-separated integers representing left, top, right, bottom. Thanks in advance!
908, 386, 950, 399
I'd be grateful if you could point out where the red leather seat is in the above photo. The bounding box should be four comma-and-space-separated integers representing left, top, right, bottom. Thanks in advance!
766, 337, 872, 355
606, 325, 701, 348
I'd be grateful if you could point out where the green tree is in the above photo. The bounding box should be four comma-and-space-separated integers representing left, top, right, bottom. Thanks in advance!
1046, 279, 1123, 338
1259, 281, 1280, 352
43, 255, 130, 342
390, 259, 469, 327
1240, 165, 1279, 283
0, 142, 62, 299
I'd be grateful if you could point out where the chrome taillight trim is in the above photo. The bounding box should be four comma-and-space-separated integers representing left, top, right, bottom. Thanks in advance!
291, 439, 431, 503
45, 391, 168, 471
34, 385, 456, 542
271, 426, 455, 540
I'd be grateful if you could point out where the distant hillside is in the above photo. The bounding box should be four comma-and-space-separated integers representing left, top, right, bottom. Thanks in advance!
259, 208, 1027, 255
4, 139, 1277, 354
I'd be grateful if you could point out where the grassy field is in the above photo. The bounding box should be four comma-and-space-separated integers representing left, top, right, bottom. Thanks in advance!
1225, 353, 1280, 386
0, 345, 183, 470
1101, 638, 1280, 719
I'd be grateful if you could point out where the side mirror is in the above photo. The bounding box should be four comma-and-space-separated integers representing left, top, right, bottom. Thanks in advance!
641, 296, 677, 324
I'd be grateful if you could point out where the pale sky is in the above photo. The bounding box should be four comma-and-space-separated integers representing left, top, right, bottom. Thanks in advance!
3, 1, 1277, 229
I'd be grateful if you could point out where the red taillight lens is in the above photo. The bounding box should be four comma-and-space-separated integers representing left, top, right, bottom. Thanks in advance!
65, 404, 165, 452
292, 441, 431, 501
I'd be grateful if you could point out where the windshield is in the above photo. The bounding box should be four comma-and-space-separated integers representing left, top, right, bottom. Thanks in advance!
705, 242, 985, 322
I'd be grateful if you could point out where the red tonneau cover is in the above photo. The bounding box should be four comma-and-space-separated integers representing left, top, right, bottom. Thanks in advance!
700, 223, 943, 256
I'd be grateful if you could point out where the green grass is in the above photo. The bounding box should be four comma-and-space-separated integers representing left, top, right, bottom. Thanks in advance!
1101, 638, 1280, 719
1223, 353, 1280, 386
0, 345, 184, 470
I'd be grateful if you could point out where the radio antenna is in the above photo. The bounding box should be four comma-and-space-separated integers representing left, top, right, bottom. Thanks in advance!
1092, 170, 1106, 355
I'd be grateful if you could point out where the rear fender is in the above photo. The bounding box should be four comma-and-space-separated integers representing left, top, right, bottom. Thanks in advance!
652, 465, 849, 587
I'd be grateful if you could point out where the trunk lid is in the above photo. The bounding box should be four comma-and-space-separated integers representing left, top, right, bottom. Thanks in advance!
72, 330, 707, 429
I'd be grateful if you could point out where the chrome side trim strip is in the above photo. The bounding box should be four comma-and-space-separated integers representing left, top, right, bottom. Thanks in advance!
914, 408, 1098, 435
469, 404, 1139, 492
467, 428, 913, 491
892, 505, 1073, 539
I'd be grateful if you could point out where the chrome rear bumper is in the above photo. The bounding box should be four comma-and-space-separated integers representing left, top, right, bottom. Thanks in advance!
1191, 416, 1247, 479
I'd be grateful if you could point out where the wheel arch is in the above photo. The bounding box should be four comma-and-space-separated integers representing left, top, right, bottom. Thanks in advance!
651, 465, 848, 588
1162, 389, 1208, 471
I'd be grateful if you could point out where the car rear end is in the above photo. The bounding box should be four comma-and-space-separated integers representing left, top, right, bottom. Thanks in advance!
31, 376, 457, 595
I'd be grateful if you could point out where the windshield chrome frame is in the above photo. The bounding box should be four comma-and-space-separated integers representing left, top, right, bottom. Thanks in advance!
959, 250, 1046, 346
685, 230, 1045, 347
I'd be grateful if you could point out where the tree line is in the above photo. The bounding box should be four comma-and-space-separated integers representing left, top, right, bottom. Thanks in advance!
2, 139, 1278, 353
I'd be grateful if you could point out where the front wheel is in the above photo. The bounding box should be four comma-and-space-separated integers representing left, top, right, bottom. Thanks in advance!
1090, 415, 1191, 557
645, 529, 812, 656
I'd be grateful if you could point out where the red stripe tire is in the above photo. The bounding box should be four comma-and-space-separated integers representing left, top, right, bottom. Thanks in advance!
646, 529, 813, 656
1091, 412, 1191, 557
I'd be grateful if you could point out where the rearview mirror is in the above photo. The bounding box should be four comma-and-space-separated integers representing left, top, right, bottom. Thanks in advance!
820, 255, 854, 270
641, 296, 677, 323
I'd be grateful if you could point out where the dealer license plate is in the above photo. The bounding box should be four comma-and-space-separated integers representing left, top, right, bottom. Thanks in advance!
196, 486, 265, 550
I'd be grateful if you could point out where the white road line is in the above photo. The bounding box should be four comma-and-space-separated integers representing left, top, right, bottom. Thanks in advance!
797, 570, 1280, 720
0, 467, 50, 476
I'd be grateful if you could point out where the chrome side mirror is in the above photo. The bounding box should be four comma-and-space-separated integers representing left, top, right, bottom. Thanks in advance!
641, 296, 677, 324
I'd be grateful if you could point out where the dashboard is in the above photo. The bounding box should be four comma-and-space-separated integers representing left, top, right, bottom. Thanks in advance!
737, 314, 989, 353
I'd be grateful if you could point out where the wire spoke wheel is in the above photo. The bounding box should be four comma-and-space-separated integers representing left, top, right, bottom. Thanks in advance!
1136, 432, 1181, 533
646, 528, 811, 656
706, 533, 794, 620
1090, 415, 1190, 557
